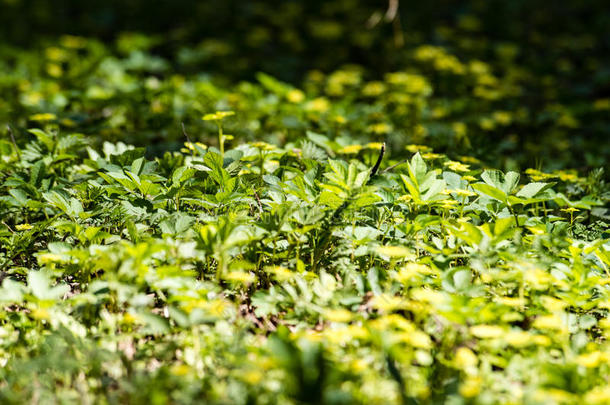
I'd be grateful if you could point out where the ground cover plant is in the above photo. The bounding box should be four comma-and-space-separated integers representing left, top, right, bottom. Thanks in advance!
1, 0, 610, 404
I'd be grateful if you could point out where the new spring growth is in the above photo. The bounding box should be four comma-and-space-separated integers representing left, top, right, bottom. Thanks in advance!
203, 111, 235, 158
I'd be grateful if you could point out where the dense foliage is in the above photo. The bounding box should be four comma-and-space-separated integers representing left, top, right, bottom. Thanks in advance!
2, 0, 610, 171
1, 0, 609, 403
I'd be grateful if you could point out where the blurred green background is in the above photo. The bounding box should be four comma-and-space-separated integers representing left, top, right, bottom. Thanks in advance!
1, 0, 609, 173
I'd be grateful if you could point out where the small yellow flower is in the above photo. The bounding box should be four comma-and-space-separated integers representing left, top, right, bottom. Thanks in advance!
337, 144, 362, 154
533, 314, 565, 330
459, 155, 480, 164
45, 47, 67, 61
421, 152, 443, 160
394, 263, 436, 283
31, 308, 50, 320
170, 364, 192, 377
362, 81, 386, 97
322, 308, 353, 323
444, 160, 471, 172
251, 141, 276, 151
540, 296, 568, 312
452, 122, 467, 137
305, 97, 330, 113
385, 72, 432, 95
494, 297, 526, 307
60, 118, 76, 127
452, 189, 477, 198
29, 113, 57, 122
556, 170, 579, 182
332, 115, 347, 124
532, 335, 551, 346
183, 142, 208, 152
479, 117, 495, 130
492, 111, 513, 125
376, 245, 414, 258
202, 111, 235, 121
411, 288, 446, 304
286, 89, 305, 103
439, 200, 459, 209
575, 351, 604, 368
60, 35, 87, 49
584, 386, 610, 404
265, 266, 293, 282
593, 98, 610, 110
470, 325, 505, 338
46, 63, 63, 78
504, 330, 532, 347
224, 271, 255, 284
365, 142, 384, 150
459, 376, 482, 398
455, 347, 478, 369
405, 144, 432, 153
367, 122, 392, 135
405, 330, 432, 349
525, 168, 555, 181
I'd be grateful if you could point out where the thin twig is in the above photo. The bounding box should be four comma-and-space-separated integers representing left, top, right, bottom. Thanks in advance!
365, 11, 383, 29
6, 124, 20, 159
381, 158, 408, 174
2, 221, 15, 234
253, 190, 264, 213
370, 142, 386, 178
385, 0, 399, 22
181, 122, 192, 145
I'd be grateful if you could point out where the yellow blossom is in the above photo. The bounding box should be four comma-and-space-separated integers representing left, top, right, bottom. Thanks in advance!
593, 98, 610, 110
265, 266, 293, 282
376, 245, 414, 258
459, 376, 482, 398
455, 347, 478, 369
444, 160, 470, 172
362, 81, 386, 97
332, 115, 347, 124
286, 89, 305, 103
305, 97, 330, 113
29, 113, 57, 122
337, 144, 362, 154
421, 152, 443, 160
322, 308, 353, 323
493, 111, 513, 125
540, 296, 568, 312
533, 314, 565, 330
365, 142, 384, 150
584, 386, 610, 404
251, 141, 276, 151
470, 325, 505, 338
372, 294, 408, 312
504, 331, 532, 347
60, 35, 87, 48
405, 144, 432, 153
224, 271, 255, 284
575, 351, 604, 368
202, 111, 235, 121
367, 122, 392, 135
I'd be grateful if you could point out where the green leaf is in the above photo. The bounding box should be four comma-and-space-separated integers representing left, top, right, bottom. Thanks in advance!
471, 183, 507, 202
516, 182, 554, 199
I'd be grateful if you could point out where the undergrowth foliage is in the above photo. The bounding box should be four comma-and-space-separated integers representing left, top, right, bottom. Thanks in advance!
0, 0, 609, 402
0, 112, 608, 403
